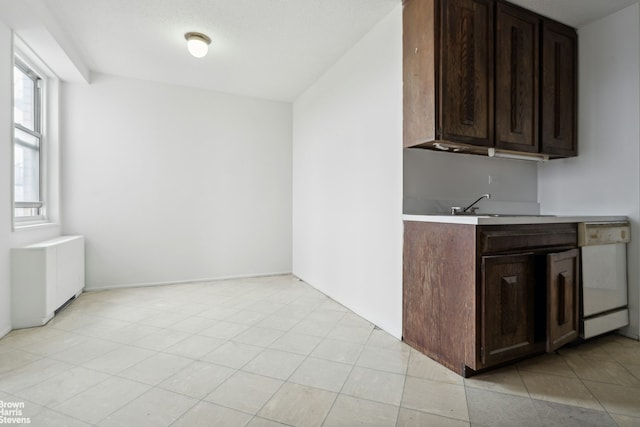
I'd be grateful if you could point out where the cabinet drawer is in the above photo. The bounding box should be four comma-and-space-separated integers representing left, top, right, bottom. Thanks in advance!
478, 224, 577, 254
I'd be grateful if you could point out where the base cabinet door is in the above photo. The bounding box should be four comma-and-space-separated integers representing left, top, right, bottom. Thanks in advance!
547, 249, 580, 351
481, 253, 536, 367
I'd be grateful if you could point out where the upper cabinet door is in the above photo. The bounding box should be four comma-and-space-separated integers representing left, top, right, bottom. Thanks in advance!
495, 4, 539, 153
439, 0, 494, 147
541, 20, 577, 157
547, 248, 580, 352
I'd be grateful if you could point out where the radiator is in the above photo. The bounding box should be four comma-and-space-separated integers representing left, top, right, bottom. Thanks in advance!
11, 235, 85, 329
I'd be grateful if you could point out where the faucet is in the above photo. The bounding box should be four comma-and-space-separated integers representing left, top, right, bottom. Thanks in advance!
451, 194, 491, 215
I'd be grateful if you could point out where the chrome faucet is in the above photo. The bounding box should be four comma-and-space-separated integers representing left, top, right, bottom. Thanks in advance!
451, 194, 491, 215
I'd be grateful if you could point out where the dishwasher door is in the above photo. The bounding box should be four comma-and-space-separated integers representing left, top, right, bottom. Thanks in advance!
578, 221, 630, 339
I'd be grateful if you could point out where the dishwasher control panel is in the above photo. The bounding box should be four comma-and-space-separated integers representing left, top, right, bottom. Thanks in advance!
578, 221, 630, 246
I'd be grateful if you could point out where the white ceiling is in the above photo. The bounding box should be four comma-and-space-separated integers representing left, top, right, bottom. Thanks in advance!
1, 0, 638, 102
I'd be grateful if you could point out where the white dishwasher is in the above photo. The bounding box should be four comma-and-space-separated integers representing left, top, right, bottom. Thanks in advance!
578, 221, 631, 339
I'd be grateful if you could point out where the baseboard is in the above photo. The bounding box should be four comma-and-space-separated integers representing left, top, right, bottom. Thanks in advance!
83, 271, 293, 292
0, 325, 11, 339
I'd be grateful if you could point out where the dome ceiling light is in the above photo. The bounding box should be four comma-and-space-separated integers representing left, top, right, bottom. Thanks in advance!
184, 32, 211, 58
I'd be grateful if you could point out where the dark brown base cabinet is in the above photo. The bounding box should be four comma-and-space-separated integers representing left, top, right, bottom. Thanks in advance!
403, 222, 580, 377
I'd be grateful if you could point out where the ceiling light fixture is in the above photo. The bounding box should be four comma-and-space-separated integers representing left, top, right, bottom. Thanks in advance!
184, 32, 211, 58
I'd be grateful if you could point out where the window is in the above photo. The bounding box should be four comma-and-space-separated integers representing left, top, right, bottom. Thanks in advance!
13, 56, 45, 222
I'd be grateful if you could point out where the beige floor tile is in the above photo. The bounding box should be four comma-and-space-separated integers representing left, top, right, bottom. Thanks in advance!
205, 370, 283, 414
342, 366, 405, 406
0, 349, 42, 375
245, 300, 287, 315
98, 323, 163, 345
246, 417, 289, 427
584, 380, 640, 418
225, 309, 268, 326
16, 366, 109, 407
463, 365, 529, 397
556, 341, 613, 361
53, 376, 150, 424
366, 329, 407, 351
397, 408, 470, 427
610, 413, 640, 427
26, 406, 93, 427
242, 349, 305, 380
165, 315, 216, 334
158, 360, 235, 399
0, 327, 66, 350
232, 326, 285, 347
290, 319, 337, 337
565, 355, 640, 387
119, 352, 193, 385
269, 332, 322, 355
517, 353, 577, 378
0, 358, 73, 393
82, 345, 155, 374
289, 357, 352, 392
257, 314, 300, 331
311, 338, 364, 364
466, 387, 540, 426
327, 324, 373, 344
520, 371, 604, 411
339, 313, 375, 329
407, 349, 464, 385
50, 337, 121, 365
199, 321, 249, 340
258, 382, 336, 427
47, 312, 104, 332
20, 331, 87, 357
626, 363, 640, 382
197, 306, 239, 321
132, 328, 192, 351
174, 400, 253, 427
401, 376, 469, 422
99, 306, 161, 324
98, 387, 196, 427
356, 345, 410, 375
604, 345, 640, 367
72, 318, 133, 339
138, 311, 191, 328
305, 309, 347, 324
201, 341, 263, 369
163, 334, 226, 359
323, 394, 399, 427
169, 302, 210, 316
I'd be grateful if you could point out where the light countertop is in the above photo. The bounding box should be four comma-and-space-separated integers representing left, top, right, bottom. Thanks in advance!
403, 214, 628, 225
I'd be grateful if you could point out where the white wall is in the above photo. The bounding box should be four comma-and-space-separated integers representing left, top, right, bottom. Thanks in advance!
293, 6, 403, 337
0, 23, 62, 337
538, 3, 640, 339
62, 74, 292, 289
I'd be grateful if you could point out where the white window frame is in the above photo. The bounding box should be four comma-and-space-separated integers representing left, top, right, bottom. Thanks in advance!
12, 36, 60, 230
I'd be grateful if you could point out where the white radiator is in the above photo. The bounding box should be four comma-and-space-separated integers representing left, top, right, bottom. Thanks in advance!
11, 235, 85, 329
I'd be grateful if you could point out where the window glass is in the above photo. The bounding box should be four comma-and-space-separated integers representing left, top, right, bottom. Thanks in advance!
13, 59, 44, 221
14, 127, 40, 204
14, 65, 37, 131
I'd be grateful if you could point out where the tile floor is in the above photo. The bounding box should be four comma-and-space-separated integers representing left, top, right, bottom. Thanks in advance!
0, 274, 639, 426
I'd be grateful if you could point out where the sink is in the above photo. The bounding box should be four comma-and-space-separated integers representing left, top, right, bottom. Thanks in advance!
452, 213, 557, 217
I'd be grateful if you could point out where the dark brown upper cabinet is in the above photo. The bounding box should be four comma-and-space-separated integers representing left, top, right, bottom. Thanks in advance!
440, 0, 494, 147
541, 20, 578, 157
403, 0, 494, 148
403, 0, 578, 159
495, 3, 539, 153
